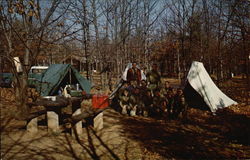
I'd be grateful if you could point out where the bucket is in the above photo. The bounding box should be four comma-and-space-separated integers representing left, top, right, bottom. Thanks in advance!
92, 95, 109, 109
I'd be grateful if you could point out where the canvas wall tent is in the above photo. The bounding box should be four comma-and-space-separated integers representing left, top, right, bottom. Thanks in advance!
184, 61, 237, 112
34, 64, 91, 96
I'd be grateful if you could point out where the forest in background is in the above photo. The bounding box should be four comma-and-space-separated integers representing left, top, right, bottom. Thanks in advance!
1, 1, 250, 159
0, 0, 249, 118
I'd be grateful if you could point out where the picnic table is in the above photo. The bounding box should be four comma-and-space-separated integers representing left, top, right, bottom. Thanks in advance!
26, 95, 105, 134
27, 96, 82, 133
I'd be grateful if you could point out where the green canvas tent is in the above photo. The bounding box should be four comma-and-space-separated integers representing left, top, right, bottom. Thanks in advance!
35, 64, 91, 96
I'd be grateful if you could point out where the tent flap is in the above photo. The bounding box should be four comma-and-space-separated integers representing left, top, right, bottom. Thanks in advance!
186, 61, 237, 112
72, 67, 91, 94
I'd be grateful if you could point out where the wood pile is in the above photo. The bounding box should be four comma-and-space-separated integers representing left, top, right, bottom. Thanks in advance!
27, 88, 40, 103
0, 88, 40, 103
0, 88, 15, 102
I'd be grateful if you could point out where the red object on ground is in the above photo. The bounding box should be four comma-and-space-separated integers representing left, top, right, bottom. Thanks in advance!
92, 95, 109, 109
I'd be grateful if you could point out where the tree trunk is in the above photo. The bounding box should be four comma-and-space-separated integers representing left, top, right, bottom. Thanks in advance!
82, 0, 90, 80
241, 30, 249, 105
91, 0, 100, 71
143, 0, 149, 65
14, 73, 30, 119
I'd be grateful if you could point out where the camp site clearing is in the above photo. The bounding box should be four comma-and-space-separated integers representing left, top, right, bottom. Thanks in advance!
1, 69, 249, 159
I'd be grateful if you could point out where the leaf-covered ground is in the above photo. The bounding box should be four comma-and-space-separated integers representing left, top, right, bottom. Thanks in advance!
0, 76, 249, 159
120, 104, 250, 159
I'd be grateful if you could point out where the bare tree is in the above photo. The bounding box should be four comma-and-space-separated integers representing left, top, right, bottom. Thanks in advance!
0, 0, 68, 119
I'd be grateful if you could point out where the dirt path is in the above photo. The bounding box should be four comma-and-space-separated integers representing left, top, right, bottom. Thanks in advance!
1, 108, 144, 160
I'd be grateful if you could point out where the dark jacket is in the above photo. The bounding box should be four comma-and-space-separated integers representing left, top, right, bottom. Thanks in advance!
127, 67, 141, 83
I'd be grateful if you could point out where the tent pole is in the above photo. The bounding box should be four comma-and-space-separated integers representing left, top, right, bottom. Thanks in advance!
70, 68, 72, 84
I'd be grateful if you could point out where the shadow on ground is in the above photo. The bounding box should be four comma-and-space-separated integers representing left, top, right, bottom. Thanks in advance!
120, 105, 250, 159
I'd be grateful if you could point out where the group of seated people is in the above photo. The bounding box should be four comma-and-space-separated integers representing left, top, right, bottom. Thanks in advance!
116, 80, 188, 119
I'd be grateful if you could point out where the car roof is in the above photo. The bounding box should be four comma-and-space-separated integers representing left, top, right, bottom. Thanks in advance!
30, 66, 49, 70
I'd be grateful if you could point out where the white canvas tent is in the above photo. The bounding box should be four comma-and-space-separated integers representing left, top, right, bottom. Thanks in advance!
185, 61, 237, 112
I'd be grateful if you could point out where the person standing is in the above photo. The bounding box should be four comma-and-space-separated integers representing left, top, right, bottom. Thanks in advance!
127, 62, 141, 85
146, 63, 161, 94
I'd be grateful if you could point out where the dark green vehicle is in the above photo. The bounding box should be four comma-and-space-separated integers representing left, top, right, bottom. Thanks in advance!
0, 73, 13, 88
0, 66, 48, 88
28, 66, 49, 87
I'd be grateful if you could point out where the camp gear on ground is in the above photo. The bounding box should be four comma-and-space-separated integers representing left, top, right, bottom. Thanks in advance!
92, 95, 109, 109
